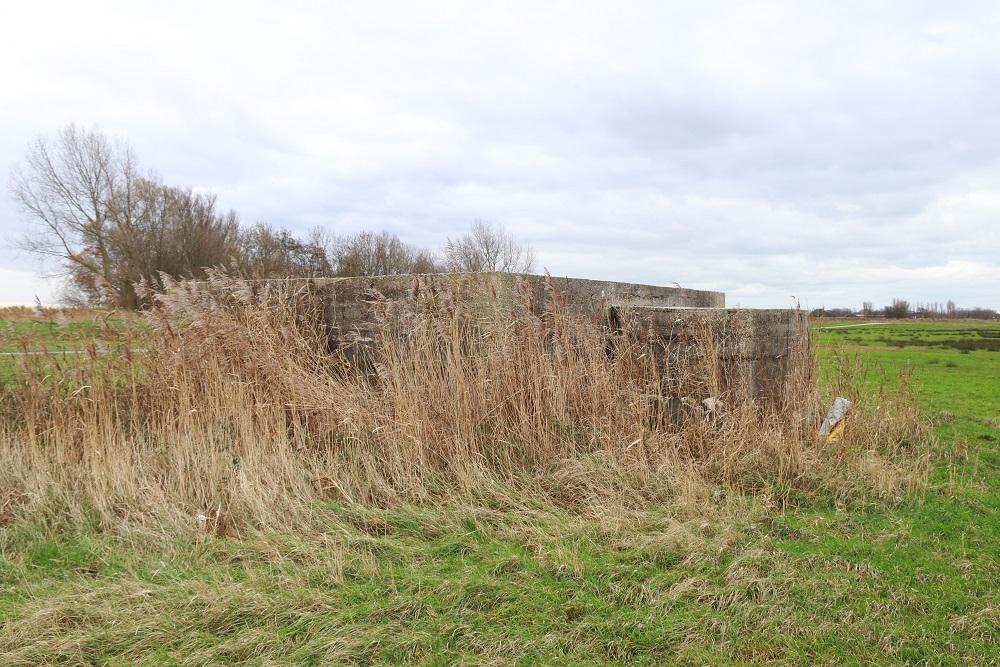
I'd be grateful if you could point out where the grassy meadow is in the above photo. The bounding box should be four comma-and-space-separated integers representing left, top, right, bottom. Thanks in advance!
0, 287, 997, 665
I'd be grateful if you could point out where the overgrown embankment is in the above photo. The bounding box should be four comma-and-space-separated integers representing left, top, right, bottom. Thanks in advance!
0, 273, 926, 531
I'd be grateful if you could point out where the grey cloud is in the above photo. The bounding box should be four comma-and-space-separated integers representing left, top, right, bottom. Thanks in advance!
2, 1, 1000, 309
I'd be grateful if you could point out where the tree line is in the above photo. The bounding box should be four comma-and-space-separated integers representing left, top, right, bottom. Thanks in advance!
811, 298, 998, 320
10, 125, 535, 308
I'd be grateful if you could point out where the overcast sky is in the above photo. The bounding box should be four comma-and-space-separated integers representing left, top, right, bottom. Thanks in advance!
2, 1, 999, 310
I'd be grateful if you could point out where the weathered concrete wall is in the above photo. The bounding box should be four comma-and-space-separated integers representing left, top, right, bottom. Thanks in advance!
311, 272, 724, 356
301, 272, 806, 407
617, 306, 811, 404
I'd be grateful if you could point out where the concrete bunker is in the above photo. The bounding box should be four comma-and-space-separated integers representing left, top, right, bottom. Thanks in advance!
304, 272, 810, 413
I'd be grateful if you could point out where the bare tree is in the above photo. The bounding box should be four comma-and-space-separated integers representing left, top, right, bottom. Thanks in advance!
238, 223, 295, 279
446, 219, 535, 273
235, 225, 441, 280
236, 223, 335, 279
331, 230, 440, 277
11, 125, 137, 301
117, 180, 238, 288
884, 298, 910, 319
10, 125, 239, 307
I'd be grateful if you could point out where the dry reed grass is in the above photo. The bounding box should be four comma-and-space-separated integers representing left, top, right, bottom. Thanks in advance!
0, 272, 928, 530
0, 304, 112, 323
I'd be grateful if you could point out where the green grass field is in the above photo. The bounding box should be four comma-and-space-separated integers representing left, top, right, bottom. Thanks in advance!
2, 319, 998, 665
0, 307, 122, 353
0, 310, 135, 386
816, 320, 1000, 461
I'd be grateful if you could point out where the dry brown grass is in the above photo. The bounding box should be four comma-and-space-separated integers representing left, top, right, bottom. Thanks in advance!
0, 272, 928, 530
0, 304, 113, 323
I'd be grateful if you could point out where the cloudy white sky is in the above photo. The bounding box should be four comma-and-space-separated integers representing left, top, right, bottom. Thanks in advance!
2, 0, 999, 309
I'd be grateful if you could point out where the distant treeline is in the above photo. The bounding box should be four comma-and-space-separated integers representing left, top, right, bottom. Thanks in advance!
811, 299, 998, 320
10, 125, 534, 308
